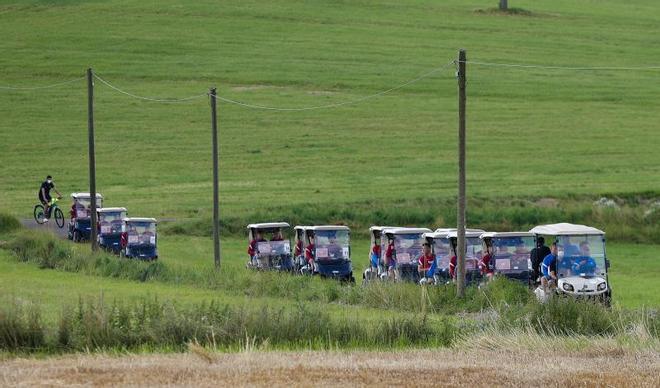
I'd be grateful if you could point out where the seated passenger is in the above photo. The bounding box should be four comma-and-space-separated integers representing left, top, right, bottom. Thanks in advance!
248, 231, 266, 264
271, 230, 283, 241
370, 239, 381, 269
417, 242, 435, 279
385, 236, 396, 280
479, 244, 494, 280
540, 243, 558, 290
326, 235, 342, 259
304, 234, 316, 270
572, 241, 597, 275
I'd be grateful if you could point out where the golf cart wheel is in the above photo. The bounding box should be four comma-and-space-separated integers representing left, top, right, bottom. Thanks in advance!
33, 205, 45, 224
54, 208, 64, 228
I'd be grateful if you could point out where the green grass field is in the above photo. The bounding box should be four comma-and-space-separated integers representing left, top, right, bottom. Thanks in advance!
1, 0, 659, 358
0, 0, 658, 219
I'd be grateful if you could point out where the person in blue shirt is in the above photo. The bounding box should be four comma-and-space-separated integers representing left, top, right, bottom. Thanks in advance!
572, 241, 597, 275
540, 243, 558, 290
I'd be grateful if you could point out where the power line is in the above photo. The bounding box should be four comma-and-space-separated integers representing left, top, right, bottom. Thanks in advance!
464, 60, 660, 71
210, 61, 456, 111
0, 75, 85, 90
93, 73, 208, 103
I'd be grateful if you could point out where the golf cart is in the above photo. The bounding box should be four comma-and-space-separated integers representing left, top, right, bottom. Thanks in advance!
480, 232, 534, 284
447, 229, 487, 285
530, 223, 611, 304
67, 192, 103, 242
121, 218, 158, 260
421, 230, 454, 284
381, 227, 432, 283
246, 222, 293, 271
362, 226, 399, 283
304, 225, 354, 282
97, 207, 127, 254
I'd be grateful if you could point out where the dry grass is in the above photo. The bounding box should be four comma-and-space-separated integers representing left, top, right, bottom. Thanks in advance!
1, 347, 659, 387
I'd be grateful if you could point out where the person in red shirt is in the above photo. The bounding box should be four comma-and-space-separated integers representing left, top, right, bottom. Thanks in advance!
417, 242, 435, 279
247, 231, 266, 265
449, 254, 457, 280
384, 236, 396, 280
479, 244, 495, 281
304, 234, 316, 272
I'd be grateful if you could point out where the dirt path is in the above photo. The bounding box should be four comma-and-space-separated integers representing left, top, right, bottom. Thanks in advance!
2, 348, 658, 387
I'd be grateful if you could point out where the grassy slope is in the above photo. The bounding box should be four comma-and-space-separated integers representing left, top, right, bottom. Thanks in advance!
0, 0, 659, 219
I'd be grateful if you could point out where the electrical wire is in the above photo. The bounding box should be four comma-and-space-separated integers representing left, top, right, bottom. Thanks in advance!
463, 60, 660, 71
0, 75, 85, 90
93, 73, 208, 103
209, 60, 456, 111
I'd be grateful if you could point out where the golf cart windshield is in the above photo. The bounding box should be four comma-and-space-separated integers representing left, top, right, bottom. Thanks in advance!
493, 236, 534, 273
257, 240, 291, 257
557, 235, 606, 278
433, 238, 452, 269
393, 233, 425, 265
465, 237, 483, 270
99, 211, 126, 234
126, 222, 156, 246
315, 230, 350, 261
74, 197, 102, 219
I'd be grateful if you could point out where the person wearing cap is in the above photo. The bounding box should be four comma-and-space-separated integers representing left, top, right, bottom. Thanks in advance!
530, 236, 551, 284
417, 242, 435, 279
37, 175, 62, 222
572, 241, 597, 275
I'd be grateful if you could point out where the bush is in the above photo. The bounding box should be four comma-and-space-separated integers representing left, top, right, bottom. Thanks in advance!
0, 212, 21, 234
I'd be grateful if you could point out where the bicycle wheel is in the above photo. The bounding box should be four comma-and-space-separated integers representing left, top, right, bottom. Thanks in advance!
33, 205, 45, 224
54, 208, 65, 228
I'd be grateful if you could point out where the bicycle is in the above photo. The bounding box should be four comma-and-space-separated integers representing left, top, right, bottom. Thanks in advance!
34, 197, 64, 228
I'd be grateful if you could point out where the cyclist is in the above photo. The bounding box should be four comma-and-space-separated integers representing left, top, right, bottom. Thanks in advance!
37, 175, 62, 222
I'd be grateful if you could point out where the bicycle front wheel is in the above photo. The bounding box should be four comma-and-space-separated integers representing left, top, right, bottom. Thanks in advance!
54, 208, 64, 228
33, 205, 45, 224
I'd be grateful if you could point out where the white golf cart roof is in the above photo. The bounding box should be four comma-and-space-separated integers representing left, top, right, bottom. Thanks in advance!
98, 207, 127, 213
294, 225, 311, 231
308, 225, 350, 231
369, 225, 399, 232
423, 231, 452, 239
435, 228, 485, 234
480, 232, 536, 239
383, 227, 432, 235
124, 217, 157, 223
530, 223, 604, 236
247, 222, 290, 229
447, 230, 486, 238
71, 192, 103, 199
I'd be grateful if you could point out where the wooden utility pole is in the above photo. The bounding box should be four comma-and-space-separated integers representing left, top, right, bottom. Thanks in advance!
456, 50, 467, 297
210, 88, 221, 269
87, 68, 99, 251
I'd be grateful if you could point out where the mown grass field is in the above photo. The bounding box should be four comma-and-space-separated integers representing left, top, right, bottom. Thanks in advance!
1, 1, 659, 379
0, 0, 658, 219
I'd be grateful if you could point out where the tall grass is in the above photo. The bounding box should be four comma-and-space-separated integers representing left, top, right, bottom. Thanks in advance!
161, 194, 660, 243
4, 229, 535, 315
0, 297, 455, 353
0, 212, 21, 235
